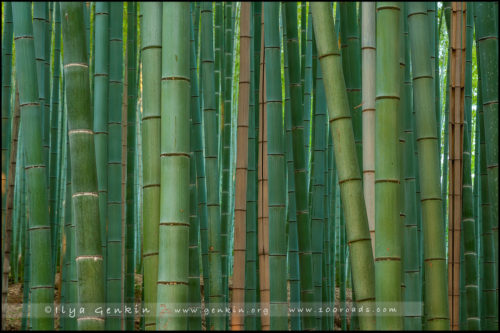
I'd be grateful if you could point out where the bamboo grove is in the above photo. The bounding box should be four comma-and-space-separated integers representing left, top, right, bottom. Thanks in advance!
1, 1, 498, 331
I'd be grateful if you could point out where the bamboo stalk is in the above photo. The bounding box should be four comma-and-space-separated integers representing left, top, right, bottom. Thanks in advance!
187, 7, 202, 330
200, 3, 224, 329
231, 3, 251, 330
61, 3, 106, 329
311, 3, 376, 329
12, 3, 54, 329
448, 4, 466, 329
244, 4, 260, 330
282, 6, 301, 329
125, 3, 137, 329
94, 1, 110, 270
1, 85, 20, 330
156, 4, 190, 330
283, 4, 315, 329
1, 2, 13, 245
474, 2, 499, 280
407, 3, 449, 329
361, 2, 376, 254
375, 2, 402, 330
140, 3, 161, 330
106, 3, 124, 329
257, 7, 270, 329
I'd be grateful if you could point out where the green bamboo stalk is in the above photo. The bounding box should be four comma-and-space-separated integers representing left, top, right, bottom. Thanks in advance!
473, 74, 482, 328
262, 4, 287, 329
65, 110, 78, 331
20, 174, 30, 330
283, 4, 315, 329
1, 0, 14, 314
221, 4, 235, 315
32, 3, 50, 184
339, 2, 362, 172
140, 3, 161, 330
12, 3, 54, 329
327, 128, 336, 330
303, 12, 313, 174
214, 2, 222, 150
407, 3, 449, 329
156, 4, 190, 330
375, 3, 402, 330
125, 3, 137, 329
427, 3, 438, 167
94, 1, 109, 269
300, 2, 306, 95
200, 3, 224, 329
474, 2, 498, 274
244, 4, 260, 330
402, 3, 422, 329
361, 2, 376, 253
106, 2, 124, 329
58, 102, 67, 330
1, 83, 20, 330
282, 6, 301, 329
16, 132, 26, 285
188, 9, 202, 330
49, 1, 61, 265
311, 59, 327, 330
190, 4, 211, 326
1, 2, 13, 237
476, 43, 498, 331
83, 2, 90, 60
311, 3, 376, 329
461, 5, 479, 329
11, 137, 22, 285
61, 3, 106, 329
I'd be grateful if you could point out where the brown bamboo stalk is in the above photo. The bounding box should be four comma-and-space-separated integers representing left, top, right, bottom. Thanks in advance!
257, 9, 270, 330
231, 3, 251, 330
1, 86, 20, 329
447, 2, 466, 330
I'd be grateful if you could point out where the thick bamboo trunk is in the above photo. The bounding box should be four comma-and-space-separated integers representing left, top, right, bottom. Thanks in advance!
140, 3, 161, 330
407, 3, 449, 329
231, 3, 251, 330
461, 6, 479, 329
476, 35, 498, 331
61, 2, 106, 329
156, 4, 190, 330
12, 3, 54, 329
311, 3, 376, 330
448, 3, 466, 330
263, 3, 287, 329
375, 3, 402, 329
474, 2, 499, 283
